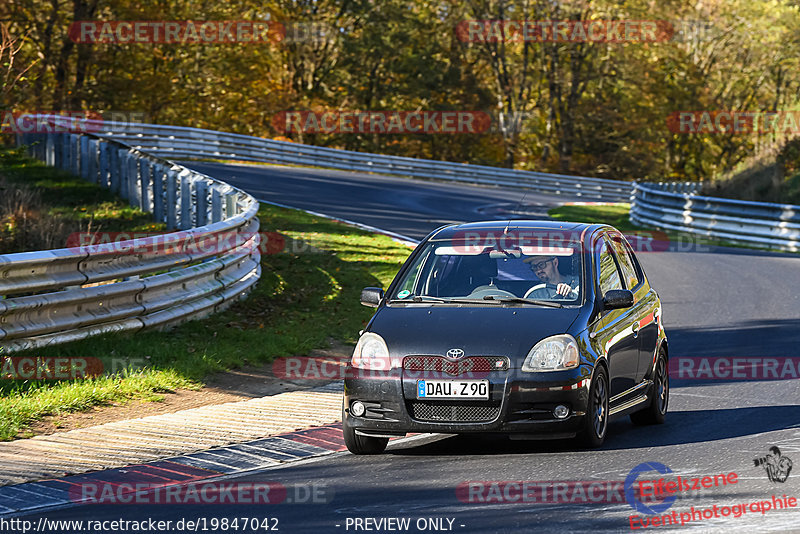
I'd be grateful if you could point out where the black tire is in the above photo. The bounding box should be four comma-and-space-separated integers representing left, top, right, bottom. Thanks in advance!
342, 405, 388, 455
579, 366, 609, 448
631, 348, 669, 426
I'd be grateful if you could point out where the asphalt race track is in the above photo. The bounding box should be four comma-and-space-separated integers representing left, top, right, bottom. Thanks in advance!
18, 162, 800, 533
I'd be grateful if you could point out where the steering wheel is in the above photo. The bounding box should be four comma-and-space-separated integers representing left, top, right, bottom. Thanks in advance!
524, 283, 566, 299
466, 285, 516, 299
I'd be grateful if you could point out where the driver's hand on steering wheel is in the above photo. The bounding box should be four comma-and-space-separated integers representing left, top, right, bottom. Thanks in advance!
556, 283, 573, 297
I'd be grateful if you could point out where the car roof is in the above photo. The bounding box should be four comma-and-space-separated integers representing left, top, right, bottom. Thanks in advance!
429, 220, 594, 241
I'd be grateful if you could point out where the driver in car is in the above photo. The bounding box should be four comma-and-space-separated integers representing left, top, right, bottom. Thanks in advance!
524, 254, 579, 299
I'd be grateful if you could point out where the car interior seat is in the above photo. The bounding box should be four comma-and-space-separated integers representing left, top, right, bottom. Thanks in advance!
440, 254, 498, 296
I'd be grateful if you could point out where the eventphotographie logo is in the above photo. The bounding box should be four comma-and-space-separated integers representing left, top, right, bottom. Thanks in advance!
625, 461, 740, 515
754, 446, 793, 483
625, 462, 677, 515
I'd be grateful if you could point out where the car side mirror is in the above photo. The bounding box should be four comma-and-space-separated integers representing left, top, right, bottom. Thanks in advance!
603, 289, 634, 310
360, 287, 384, 308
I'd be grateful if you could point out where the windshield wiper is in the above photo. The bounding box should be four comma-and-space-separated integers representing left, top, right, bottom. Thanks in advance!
388, 295, 452, 303
410, 295, 450, 302
389, 295, 504, 305
482, 296, 564, 308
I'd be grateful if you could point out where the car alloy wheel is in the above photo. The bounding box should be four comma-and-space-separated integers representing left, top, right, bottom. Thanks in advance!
655, 356, 669, 414
631, 348, 669, 426
580, 366, 608, 448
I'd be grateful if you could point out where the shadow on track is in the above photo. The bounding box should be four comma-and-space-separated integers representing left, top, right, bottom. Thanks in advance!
667, 319, 800, 387
386, 405, 800, 456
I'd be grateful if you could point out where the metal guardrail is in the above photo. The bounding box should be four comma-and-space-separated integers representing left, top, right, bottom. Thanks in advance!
630, 182, 800, 252
2, 121, 261, 353
85, 120, 635, 202
98, 119, 800, 252
6, 115, 793, 355
643, 181, 707, 194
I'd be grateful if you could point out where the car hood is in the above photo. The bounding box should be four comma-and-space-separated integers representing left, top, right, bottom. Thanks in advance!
368, 305, 581, 365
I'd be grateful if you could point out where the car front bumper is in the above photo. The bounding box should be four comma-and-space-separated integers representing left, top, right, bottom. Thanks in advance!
343, 365, 592, 438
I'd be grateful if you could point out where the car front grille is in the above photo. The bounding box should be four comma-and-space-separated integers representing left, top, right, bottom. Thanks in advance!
403, 355, 509, 376
408, 401, 501, 423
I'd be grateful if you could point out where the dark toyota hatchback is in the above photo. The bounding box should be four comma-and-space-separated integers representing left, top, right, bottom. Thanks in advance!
343, 221, 668, 454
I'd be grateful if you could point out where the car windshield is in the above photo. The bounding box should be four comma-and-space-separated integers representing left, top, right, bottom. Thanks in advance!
390, 232, 583, 304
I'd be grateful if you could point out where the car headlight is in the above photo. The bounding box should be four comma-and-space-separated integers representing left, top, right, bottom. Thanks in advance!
521, 334, 580, 372
351, 332, 391, 370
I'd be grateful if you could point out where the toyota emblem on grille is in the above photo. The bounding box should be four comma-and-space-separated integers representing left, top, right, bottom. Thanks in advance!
446, 348, 465, 359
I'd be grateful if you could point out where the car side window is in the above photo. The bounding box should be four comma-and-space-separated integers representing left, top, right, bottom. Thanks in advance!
598, 240, 623, 294
609, 235, 640, 290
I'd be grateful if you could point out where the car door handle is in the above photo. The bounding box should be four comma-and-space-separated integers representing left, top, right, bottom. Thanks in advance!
632, 323, 640, 337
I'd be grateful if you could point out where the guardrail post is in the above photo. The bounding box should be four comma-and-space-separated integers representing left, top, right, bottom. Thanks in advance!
195, 180, 208, 227
98, 141, 109, 187
45, 133, 56, 166
62, 134, 70, 171
179, 172, 193, 229
27, 133, 36, 159
61, 133, 72, 171
211, 188, 223, 223
53, 133, 62, 168
79, 136, 89, 179
33, 133, 41, 157
87, 138, 98, 183
41, 133, 51, 160
166, 170, 178, 230
224, 193, 237, 219
117, 148, 129, 199
61, 133, 69, 169
107, 145, 117, 192
59, 133, 68, 170
30, 133, 38, 160
127, 151, 140, 207
152, 164, 165, 223
71, 134, 80, 176
30, 133, 40, 159
140, 159, 152, 213
67, 134, 74, 173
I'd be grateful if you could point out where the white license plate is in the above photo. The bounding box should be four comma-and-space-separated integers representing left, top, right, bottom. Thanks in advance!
416, 379, 489, 399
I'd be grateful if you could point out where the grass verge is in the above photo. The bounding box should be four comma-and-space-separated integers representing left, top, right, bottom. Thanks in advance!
0, 201, 411, 440
0, 146, 165, 253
